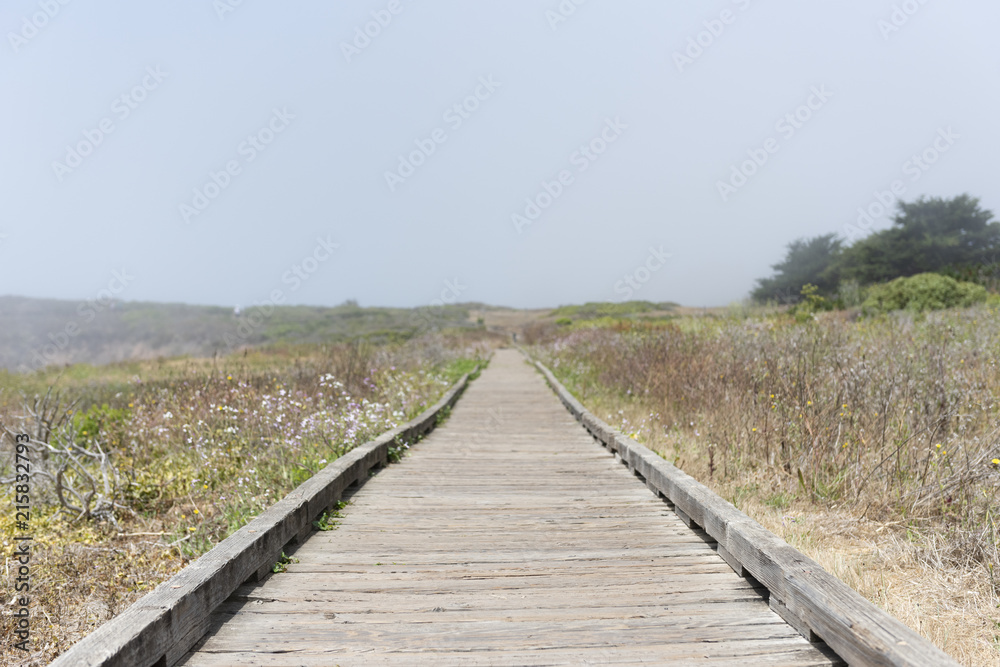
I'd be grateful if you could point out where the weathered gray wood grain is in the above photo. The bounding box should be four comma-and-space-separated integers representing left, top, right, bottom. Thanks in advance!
532, 356, 962, 667
48, 371, 472, 667
180, 350, 837, 667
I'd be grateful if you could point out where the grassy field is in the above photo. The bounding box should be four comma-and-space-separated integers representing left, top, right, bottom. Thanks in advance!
0, 296, 485, 372
0, 331, 497, 665
8, 294, 998, 663
533, 307, 1000, 665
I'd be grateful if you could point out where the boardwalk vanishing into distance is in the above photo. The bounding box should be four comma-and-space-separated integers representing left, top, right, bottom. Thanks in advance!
178, 350, 841, 665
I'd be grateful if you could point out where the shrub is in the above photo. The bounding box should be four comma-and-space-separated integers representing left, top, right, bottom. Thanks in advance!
789, 284, 834, 322
861, 272, 987, 315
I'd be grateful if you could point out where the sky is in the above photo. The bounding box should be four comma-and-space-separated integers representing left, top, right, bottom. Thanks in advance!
2, 0, 998, 310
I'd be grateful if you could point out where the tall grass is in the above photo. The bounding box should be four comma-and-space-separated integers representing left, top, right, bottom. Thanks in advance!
536, 309, 1000, 573
0, 334, 493, 664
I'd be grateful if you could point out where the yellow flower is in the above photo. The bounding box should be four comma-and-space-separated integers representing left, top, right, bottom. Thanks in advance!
193, 509, 199, 515
751, 428, 757, 432
188, 527, 196, 532
807, 401, 812, 406
992, 459, 999, 466
181, 514, 186, 519
227, 375, 233, 380
936, 444, 942, 449
203, 484, 209, 489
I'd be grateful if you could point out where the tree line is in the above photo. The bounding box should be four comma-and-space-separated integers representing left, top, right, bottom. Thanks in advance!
753, 194, 1000, 304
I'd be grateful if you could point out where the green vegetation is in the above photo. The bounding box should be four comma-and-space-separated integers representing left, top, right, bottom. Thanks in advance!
754, 194, 1000, 311
312, 501, 349, 531
534, 303, 1000, 662
535, 307, 1000, 573
753, 234, 843, 303
440, 356, 487, 383
272, 551, 299, 574
862, 273, 989, 315
0, 297, 483, 372
789, 284, 835, 322
0, 333, 494, 663
550, 300, 677, 321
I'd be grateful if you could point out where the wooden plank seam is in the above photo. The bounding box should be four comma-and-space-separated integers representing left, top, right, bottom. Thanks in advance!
530, 356, 962, 667
48, 370, 475, 667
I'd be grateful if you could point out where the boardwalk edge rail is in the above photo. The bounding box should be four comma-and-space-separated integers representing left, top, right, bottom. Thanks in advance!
531, 358, 961, 667
50, 371, 474, 667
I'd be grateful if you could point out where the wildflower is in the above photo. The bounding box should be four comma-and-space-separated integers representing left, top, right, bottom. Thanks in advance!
992, 459, 1000, 466
193, 509, 199, 515
807, 401, 812, 406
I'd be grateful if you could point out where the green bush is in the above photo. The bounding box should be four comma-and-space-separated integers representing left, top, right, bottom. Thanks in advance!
789, 284, 835, 322
861, 273, 988, 315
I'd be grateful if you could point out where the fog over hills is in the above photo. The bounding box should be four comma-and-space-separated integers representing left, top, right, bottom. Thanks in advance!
0, 296, 479, 372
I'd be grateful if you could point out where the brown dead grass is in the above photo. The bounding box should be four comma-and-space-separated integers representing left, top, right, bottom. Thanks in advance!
1, 523, 186, 666
606, 397, 1000, 666
749, 502, 999, 664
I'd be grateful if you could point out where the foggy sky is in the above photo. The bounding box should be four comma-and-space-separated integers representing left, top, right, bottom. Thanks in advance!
2, 0, 998, 310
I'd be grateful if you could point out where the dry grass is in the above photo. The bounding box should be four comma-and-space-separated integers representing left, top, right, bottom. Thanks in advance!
2, 533, 185, 666
0, 335, 494, 665
588, 397, 1000, 665
745, 496, 999, 664
536, 308, 1000, 665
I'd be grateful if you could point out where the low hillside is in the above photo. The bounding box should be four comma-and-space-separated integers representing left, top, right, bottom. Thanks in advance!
0, 296, 479, 372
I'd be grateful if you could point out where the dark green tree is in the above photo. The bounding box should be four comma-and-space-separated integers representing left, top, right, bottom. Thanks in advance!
752, 234, 842, 303
836, 194, 1000, 284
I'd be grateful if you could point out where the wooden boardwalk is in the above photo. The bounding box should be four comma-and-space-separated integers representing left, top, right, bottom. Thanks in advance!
179, 350, 840, 666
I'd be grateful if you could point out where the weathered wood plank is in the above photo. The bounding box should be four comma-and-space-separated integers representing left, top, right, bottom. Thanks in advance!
49, 371, 473, 667
181, 642, 842, 667
179, 350, 837, 666
533, 356, 960, 667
